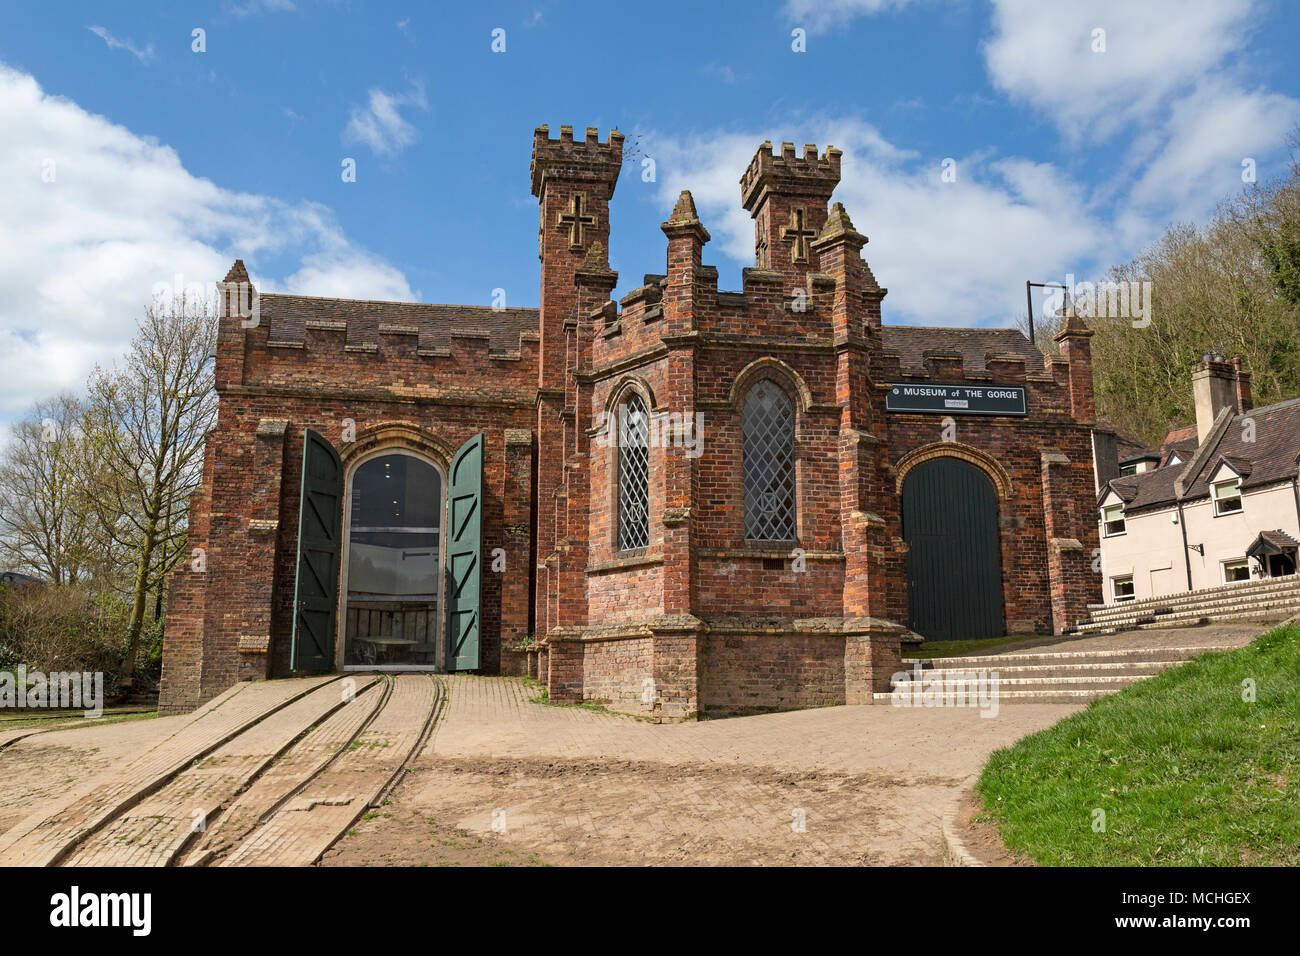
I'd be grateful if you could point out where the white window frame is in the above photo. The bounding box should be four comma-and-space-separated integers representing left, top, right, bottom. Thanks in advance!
1211, 477, 1243, 516
1101, 503, 1126, 537
1111, 575, 1135, 602
1221, 558, 1250, 584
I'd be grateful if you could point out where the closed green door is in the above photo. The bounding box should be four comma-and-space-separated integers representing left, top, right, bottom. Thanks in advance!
902, 457, 1004, 642
291, 428, 344, 671
446, 434, 484, 670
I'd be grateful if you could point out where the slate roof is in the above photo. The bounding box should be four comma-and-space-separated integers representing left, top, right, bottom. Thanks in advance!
257, 292, 540, 352
1103, 397, 1300, 512
881, 325, 1044, 372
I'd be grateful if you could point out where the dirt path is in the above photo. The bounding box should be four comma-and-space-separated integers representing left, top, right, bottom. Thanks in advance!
322, 674, 1080, 867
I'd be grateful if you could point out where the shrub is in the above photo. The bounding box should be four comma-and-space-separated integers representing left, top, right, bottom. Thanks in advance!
0, 583, 137, 685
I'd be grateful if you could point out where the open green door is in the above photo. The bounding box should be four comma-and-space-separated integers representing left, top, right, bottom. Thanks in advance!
291, 428, 343, 672
446, 433, 484, 671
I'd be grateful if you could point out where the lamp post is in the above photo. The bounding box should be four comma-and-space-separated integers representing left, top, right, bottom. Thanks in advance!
1025, 280, 1072, 348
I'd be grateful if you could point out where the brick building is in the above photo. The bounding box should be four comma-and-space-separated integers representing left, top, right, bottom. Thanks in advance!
159, 125, 1102, 718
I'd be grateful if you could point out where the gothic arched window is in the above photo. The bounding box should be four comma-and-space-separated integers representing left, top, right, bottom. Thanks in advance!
743, 380, 796, 541
617, 392, 650, 550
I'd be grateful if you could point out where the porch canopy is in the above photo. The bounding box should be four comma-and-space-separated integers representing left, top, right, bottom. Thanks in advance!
1245, 529, 1300, 559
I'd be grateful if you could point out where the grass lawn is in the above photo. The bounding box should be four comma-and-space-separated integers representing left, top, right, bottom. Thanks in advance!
976, 624, 1299, 865
909, 635, 1051, 659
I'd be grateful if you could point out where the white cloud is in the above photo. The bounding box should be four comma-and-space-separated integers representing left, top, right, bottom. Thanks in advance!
0, 63, 415, 428
343, 81, 428, 157
782, 0, 918, 35
982, 0, 1262, 140
86, 26, 155, 65
641, 118, 1109, 325
227, 0, 296, 17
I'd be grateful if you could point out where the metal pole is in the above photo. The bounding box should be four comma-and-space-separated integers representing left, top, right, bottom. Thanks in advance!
1025, 280, 1035, 349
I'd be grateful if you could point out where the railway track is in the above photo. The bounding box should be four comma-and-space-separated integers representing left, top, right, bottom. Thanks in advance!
0, 673, 443, 867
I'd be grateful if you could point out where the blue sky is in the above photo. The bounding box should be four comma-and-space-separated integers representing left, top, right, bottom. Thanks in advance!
2, 0, 1299, 436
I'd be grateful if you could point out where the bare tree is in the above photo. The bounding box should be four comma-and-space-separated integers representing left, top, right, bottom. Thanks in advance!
0, 394, 96, 584
83, 295, 217, 686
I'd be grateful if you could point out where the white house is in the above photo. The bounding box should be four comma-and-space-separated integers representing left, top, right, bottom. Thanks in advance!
1097, 357, 1300, 603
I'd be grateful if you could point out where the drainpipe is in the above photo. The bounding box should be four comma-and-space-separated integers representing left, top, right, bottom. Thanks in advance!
1292, 474, 1300, 531
1176, 498, 1194, 591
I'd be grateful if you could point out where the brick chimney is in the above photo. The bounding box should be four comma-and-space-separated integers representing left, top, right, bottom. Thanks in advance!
1232, 357, 1253, 413
1191, 356, 1238, 443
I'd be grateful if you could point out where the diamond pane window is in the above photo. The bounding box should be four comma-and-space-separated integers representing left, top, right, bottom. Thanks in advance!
743, 380, 796, 540
617, 393, 650, 550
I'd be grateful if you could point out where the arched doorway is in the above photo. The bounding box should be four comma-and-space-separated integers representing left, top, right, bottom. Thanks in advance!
902, 456, 1004, 642
341, 451, 445, 668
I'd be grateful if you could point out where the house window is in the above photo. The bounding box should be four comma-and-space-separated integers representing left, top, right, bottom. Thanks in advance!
1102, 503, 1126, 537
1222, 559, 1250, 583
1112, 575, 1135, 602
616, 392, 650, 550
1212, 478, 1243, 516
742, 380, 796, 541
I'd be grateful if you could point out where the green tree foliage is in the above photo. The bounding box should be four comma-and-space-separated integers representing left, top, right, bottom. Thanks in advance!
1085, 138, 1300, 447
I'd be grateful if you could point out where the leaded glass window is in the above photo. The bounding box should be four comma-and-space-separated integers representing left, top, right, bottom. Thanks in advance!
617, 393, 650, 550
743, 380, 796, 540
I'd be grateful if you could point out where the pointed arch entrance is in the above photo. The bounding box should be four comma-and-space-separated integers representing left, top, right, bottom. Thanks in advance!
901, 456, 1004, 642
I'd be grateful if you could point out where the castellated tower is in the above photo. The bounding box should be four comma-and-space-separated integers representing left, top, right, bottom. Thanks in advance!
740, 141, 842, 288
529, 125, 624, 645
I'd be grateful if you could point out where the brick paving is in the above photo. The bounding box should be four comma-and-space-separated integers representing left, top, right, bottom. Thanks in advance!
65, 677, 380, 867
0, 677, 334, 866
220, 674, 439, 866
0, 623, 1267, 867
181, 678, 389, 866
1011, 622, 1259, 655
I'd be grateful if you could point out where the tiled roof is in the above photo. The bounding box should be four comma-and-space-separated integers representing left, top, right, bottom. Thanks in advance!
257, 293, 539, 352
1096, 417, 1156, 461
1105, 397, 1300, 512
1246, 529, 1300, 556
881, 325, 1044, 372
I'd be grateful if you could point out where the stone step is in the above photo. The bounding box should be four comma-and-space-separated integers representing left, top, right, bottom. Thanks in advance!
902, 645, 1216, 669
1076, 601, 1297, 633
873, 688, 1123, 704
1079, 617, 1292, 636
896, 660, 1180, 679
1084, 589, 1300, 625
1084, 578, 1300, 623
892, 674, 1146, 690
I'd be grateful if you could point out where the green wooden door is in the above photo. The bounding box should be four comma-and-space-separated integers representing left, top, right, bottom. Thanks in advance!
902, 457, 1004, 642
291, 428, 343, 671
446, 433, 484, 670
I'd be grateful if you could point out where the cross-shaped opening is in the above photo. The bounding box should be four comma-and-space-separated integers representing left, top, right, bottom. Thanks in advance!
558, 193, 597, 251
779, 206, 816, 264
